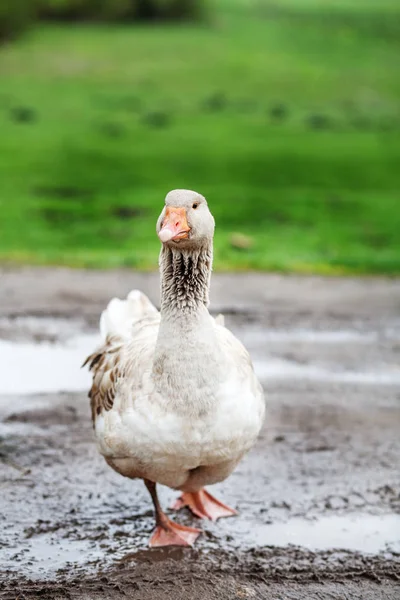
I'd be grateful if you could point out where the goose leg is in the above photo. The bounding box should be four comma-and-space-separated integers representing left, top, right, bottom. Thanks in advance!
172, 489, 238, 521
144, 479, 202, 547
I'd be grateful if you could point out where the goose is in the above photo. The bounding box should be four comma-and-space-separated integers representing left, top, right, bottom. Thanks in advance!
84, 189, 265, 547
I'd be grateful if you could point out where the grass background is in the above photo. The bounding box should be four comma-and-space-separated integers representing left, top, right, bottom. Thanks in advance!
0, 0, 399, 273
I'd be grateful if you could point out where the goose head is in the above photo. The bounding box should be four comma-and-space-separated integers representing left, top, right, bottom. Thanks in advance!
157, 189, 215, 248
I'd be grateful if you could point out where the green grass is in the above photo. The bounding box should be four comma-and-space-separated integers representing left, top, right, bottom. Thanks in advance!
0, 0, 399, 273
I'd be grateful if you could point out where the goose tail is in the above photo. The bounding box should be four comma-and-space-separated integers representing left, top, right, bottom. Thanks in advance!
99, 290, 158, 339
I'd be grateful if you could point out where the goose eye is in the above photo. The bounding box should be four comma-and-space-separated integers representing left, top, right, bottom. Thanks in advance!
192, 203, 199, 209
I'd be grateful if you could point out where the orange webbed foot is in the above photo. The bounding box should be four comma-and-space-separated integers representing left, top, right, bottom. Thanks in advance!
149, 517, 202, 547
172, 489, 238, 521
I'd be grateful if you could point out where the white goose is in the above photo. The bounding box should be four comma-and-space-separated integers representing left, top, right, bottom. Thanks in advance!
84, 189, 265, 547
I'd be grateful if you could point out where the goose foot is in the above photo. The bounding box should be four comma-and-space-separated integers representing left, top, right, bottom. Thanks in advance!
149, 517, 202, 548
172, 489, 238, 521
144, 478, 201, 548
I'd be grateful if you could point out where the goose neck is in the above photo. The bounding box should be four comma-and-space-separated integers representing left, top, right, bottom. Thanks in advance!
159, 243, 213, 317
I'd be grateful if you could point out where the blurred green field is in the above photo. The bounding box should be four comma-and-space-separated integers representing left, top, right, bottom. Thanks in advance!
0, 0, 399, 273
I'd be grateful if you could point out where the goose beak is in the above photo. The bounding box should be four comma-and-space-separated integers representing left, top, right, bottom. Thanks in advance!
158, 206, 191, 243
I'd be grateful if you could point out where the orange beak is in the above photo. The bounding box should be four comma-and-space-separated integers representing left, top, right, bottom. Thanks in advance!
158, 206, 191, 243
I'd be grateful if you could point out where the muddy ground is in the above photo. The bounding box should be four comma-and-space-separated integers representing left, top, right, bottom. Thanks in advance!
0, 268, 399, 599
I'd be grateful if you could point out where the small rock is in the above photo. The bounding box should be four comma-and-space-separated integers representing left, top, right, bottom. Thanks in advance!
348, 493, 366, 507
325, 496, 347, 510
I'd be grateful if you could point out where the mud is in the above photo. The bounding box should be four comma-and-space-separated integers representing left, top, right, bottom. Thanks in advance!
0, 268, 399, 599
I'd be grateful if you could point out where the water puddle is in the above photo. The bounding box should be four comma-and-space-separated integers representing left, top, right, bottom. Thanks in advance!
0, 333, 98, 395
237, 324, 400, 345
3, 512, 398, 577
240, 328, 381, 343
224, 513, 400, 554
253, 358, 400, 385
7, 534, 104, 576
1, 317, 400, 395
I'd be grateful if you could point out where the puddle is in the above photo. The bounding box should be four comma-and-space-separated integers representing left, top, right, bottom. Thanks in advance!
240, 328, 381, 343
253, 358, 400, 385
0, 333, 98, 395
3, 512, 398, 578
6, 534, 104, 577
0, 316, 90, 343
1, 317, 400, 395
224, 513, 400, 554
237, 324, 400, 345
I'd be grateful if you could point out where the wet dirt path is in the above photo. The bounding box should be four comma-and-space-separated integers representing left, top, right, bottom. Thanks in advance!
0, 268, 399, 599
